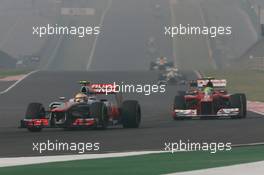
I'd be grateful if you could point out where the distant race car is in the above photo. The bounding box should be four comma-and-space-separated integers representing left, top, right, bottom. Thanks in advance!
149, 57, 174, 71
172, 77, 247, 120
158, 67, 185, 85
20, 81, 141, 132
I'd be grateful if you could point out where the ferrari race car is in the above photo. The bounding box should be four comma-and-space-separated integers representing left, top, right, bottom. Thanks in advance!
172, 78, 247, 120
20, 81, 141, 132
157, 67, 185, 85
149, 57, 174, 71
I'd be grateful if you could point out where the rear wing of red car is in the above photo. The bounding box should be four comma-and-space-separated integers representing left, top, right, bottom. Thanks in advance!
197, 79, 227, 88
189, 79, 227, 89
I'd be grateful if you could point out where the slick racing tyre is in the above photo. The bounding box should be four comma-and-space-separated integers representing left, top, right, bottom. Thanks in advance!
121, 100, 141, 128
90, 102, 109, 129
230, 93, 247, 119
173, 95, 186, 109
25, 103, 45, 132
173, 95, 186, 120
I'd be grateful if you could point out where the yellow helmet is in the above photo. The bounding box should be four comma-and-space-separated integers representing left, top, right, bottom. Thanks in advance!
74, 93, 88, 103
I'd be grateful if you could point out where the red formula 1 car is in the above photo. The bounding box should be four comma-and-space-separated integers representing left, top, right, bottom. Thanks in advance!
20, 81, 141, 132
172, 78, 247, 120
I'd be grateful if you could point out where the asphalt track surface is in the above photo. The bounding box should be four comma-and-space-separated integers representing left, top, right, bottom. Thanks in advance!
0, 81, 14, 92
0, 0, 263, 157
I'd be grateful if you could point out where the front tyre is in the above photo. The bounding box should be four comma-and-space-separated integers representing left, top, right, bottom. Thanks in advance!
121, 100, 141, 128
173, 95, 186, 120
25, 103, 45, 132
25, 103, 45, 119
90, 102, 108, 129
230, 93, 247, 119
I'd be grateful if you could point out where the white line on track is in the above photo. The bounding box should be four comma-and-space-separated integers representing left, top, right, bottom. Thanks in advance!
1, 142, 264, 168
0, 20, 66, 94
0, 0, 263, 169
249, 110, 264, 116
1, 143, 264, 167
232, 142, 264, 147
0, 17, 71, 94
0, 151, 165, 168
86, 0, 112, 70
0, 70, 39, 95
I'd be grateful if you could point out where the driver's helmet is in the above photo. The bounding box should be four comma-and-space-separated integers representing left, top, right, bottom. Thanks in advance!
74, 93, 88, 103
206, 81, 214, 88
203, 81, 214, 95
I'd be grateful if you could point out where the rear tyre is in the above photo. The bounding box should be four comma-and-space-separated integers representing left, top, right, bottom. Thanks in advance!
230, 93, 247, 119
174, 95, 186, 109
90, 102, 108, 129
25, 103, 45, 132
121, 100, 141, 128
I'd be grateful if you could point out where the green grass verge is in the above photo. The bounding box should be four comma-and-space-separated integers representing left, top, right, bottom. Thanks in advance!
1, 145, 264, 175
204, 70, 264, 102
0, 69, 32, 78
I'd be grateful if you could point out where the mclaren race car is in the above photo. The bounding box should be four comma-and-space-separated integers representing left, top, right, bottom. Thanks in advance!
20, 81, 141, 132
172, 78, 247, 120
149, 57, 174, 71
